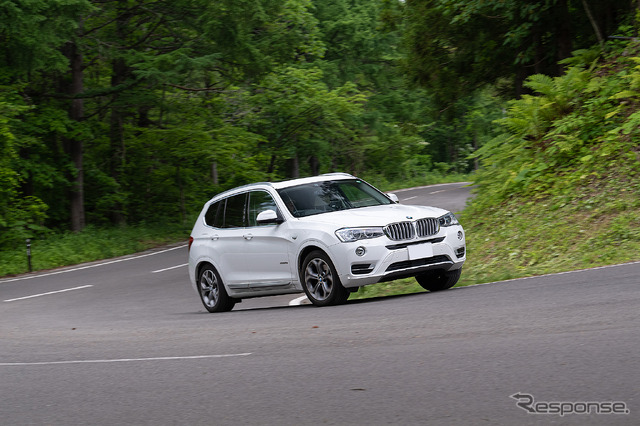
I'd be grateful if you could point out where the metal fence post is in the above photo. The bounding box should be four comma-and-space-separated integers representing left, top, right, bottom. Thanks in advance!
26, 239, 32, 272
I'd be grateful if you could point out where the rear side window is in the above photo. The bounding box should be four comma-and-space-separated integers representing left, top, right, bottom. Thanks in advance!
204, 201, 224, 227
203, 193, 247, 228
222, 193, 247, 228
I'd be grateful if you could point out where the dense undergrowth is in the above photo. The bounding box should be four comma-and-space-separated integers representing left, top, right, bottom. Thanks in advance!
460, 43, 640, 281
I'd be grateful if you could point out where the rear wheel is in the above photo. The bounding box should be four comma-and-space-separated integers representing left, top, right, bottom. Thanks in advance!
197, 264, 235, 313
301, 250, 349, 306
416, 268, 461, 292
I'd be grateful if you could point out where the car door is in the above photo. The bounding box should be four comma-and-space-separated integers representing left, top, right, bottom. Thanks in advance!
216, 193, 252, 291
243, 190, 294, 291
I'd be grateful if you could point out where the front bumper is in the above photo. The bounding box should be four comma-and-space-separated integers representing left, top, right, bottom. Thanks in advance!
331, 225, 466, 288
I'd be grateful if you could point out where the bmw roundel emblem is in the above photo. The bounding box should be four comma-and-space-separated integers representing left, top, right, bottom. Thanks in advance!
406, 216, 413, 219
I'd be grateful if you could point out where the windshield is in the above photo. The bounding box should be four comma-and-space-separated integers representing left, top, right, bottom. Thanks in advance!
277, 179, 393, 218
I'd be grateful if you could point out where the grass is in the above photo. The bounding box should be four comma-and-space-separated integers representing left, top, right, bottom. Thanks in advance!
0, 223, 190, 277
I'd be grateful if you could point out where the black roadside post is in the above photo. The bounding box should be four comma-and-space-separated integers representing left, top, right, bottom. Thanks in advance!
26, 239, 32, 272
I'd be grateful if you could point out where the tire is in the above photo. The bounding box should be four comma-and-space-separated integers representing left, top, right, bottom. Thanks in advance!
197, 264, 235, 313
301, 250, 349, 307
416, 268, 461, 292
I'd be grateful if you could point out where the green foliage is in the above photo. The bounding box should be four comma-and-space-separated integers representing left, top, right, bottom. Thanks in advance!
460, 44, 640, 286
247, 66, 367, 176
0, 87, 50, 246
470, 47, 640, 207
5, 0, 634, 260
403, 0, 633, 108
0, 0, 92, 76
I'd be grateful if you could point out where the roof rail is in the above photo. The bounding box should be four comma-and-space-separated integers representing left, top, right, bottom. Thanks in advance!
319, 172, 354, 178
211, 181, 274, 199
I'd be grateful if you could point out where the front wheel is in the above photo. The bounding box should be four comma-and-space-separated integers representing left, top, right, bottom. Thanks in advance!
416, 268, 461, 292
197, 264, 235, 313
301, 250, 349, 307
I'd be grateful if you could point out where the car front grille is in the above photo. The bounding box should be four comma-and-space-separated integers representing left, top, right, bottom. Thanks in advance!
384, 218, 440, 241
384, 221, 415, 241
416, 218, 439, 237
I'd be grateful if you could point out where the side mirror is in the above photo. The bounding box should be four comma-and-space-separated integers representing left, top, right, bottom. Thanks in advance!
387, 193, 399, 203
256, 209, 283, 224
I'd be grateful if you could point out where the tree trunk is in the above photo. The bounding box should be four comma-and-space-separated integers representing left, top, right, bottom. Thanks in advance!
109, 4, 130, 225
473, 134, 479, 171
211, 161, 218, 185
65, 40, 86, 232
581, 0, 604, 48
177, 164, 186, 223
109, 82, 126, 225
309, 155, 320, 175
267, 154, 277, 176
288, 155, 300, 178
533, 26, 544, 75
556, 0, 573, 73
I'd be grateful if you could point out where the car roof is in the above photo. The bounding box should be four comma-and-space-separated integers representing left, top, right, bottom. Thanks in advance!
270, 173, 355, 189
210, 173, 356, 201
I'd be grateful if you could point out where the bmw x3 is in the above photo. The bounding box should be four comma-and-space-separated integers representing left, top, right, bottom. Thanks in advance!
188, 173, 466, 312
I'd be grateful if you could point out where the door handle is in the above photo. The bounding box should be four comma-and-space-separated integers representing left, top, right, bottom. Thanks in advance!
243, 233, 253, 240
210, 234, 219, 241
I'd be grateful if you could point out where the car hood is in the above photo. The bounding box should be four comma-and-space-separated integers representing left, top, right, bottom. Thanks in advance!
296, 204, 449, 227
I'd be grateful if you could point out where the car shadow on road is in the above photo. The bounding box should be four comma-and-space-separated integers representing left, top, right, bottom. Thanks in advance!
192, 290, 439, 314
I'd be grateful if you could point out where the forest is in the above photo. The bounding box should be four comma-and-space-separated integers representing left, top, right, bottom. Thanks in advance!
0, 0, 637, 252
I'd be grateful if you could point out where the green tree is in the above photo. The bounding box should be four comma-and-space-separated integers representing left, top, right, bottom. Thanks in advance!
0, 0, 91, 236
404, 0, 634, 103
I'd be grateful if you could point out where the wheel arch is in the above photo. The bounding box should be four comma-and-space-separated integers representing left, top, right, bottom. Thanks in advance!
298, 245, 326, 275
195, 260, 222, 288
196, 260, 214, 281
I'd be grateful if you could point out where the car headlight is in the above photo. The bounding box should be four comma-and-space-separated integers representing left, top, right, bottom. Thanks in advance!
335, 227, 384, 242
438, 212, 459, 227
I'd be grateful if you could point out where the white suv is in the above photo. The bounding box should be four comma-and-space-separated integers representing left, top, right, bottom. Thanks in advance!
188, 173, 466, 312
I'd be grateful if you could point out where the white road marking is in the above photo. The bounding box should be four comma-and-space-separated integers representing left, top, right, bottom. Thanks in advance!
151, 263, 188, 273
429, 190, 447, 194
402, 196, 417, 201
0, 353, 252, 367
0, 244, 187, 283
289, 295, 308, 306
4, 285, 93, 302
454, 260, 640, 289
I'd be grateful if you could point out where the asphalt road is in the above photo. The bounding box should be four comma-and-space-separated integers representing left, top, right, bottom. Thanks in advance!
1, 182, 638, 425
391, 181, 474, 213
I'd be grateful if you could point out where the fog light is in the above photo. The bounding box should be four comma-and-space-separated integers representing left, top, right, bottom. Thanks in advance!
457, 230, 464, 240
355, 246, 366, 256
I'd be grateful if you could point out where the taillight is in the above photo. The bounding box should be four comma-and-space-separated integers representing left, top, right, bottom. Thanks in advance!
188, 236, 194, 252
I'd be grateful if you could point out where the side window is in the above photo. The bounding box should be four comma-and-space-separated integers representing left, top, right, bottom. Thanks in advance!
204, 200, 224, 228
222, 193, 247, 228
247, 191, 278, 227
